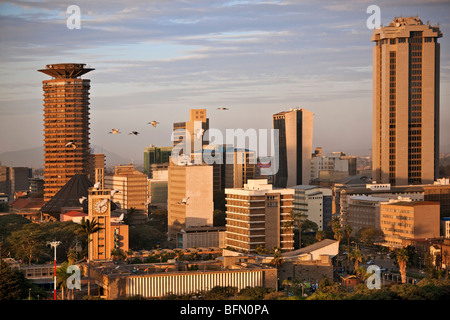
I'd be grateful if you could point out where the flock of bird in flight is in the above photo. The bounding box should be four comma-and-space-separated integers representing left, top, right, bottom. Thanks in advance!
107, 107, 229, 137
63, 107, 229, 150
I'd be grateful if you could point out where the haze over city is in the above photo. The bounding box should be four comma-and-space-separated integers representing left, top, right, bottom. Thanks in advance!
1, 0, 449, 167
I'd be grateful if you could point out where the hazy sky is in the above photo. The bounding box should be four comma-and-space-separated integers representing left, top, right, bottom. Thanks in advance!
0, 0, 449, 166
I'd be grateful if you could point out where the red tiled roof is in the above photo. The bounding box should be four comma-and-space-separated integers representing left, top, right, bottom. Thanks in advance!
10, 198, 45, 209
62, 210, 88, 217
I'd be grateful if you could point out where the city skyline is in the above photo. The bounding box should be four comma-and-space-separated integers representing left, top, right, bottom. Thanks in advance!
1, 0, 450, 167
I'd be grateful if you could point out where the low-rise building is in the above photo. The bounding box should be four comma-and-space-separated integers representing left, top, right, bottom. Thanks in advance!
180, 226, 226, 249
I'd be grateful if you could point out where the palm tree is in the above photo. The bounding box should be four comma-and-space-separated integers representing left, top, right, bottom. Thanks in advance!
331, 216, 343, 244
292, 211, 308, 249
67, 248, 77, 265
315, 230, 326, 242
80, 217, 103, 296
270, 247, 284, 268
344, 225, 352, 266
56, 262, 70, 300
396, 248, 409, 283
255, 245, 267, 255
126, 249, 134, 263
349, 249, 363, 271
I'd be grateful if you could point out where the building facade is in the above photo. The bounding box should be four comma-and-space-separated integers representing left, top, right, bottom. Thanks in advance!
371, 17, 442, 185
172, 109, 209, 162
167, 164, 214, 243
380, 201, 440, 248
225, 179, 294, 253
104, 165, 148, 213
291, 185, 333, 231
273, 108, 313, 188
338, 183, 425, 225
143, 145, 172, 177
311, 150, 357, 182
38, 63, 94, 202
345, 196, 389, 234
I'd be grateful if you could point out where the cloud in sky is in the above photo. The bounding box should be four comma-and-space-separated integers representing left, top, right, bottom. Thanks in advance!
0, 0, 449, 166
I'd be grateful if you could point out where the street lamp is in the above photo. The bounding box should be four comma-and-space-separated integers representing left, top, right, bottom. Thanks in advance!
48, 240, 61, 300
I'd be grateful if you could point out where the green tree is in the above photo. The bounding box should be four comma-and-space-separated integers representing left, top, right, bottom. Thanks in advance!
129, 224, 165, 250
330, 216, 343, 245
344, 224, 352, 265
0, 214, 31, 240
237, 286, 273, 300
0, 264, 45, 300
292, 210, 308, 249
396, 248, 409, 284
349, 249, 363, 271
56, 262, 71, 300
270, 247, 284, 268
205, 286, 237, 300
6, 223, 47, 264
356, 226, 383, 246
315, 230, 326, 242
80, 217, 103, 296
255, 245, 267, 255
111, 248, 127, 262
148, 209, 168, 233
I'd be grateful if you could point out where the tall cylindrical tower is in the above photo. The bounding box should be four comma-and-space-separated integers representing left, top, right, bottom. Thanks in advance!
38, 63, 94, 202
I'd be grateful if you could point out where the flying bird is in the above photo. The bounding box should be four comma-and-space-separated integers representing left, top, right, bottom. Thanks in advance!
217, 107, 229, 110
93, 182, 100, 190
129, 131, 140, 135
79, 196, 87, 204
109, 129, 121, 134
111, 189, 120, 197
65, 141, 76, 149
148, 121, 159, 127
177, 197, 189, 205
195, 128, 204, 140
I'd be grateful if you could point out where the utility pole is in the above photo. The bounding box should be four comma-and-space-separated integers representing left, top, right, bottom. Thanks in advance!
48, 241, 61, 300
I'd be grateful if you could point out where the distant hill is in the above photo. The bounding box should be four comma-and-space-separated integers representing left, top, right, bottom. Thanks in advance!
0, 145, 136, 169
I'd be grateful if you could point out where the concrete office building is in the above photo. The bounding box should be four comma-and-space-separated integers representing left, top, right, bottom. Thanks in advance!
371, 17, 442, 185
311, 149, 357, 182
209, 145, 257, 191
38, 63, 94, 202
148, 170, 168, 207
273, 108, 313, 188
423, 178, 450, 218
104, 165, 148, 213
380, 201, 440, 248
338, 183, 425, 225
346, 195, 390, 234
87, 153, 105, 189
143, 145, 172, 178
167, 164, 214, 244
8, 167, 32, 198
291, 185, 333, 231
225, 179, 295, 253
173, 109, 209, 162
